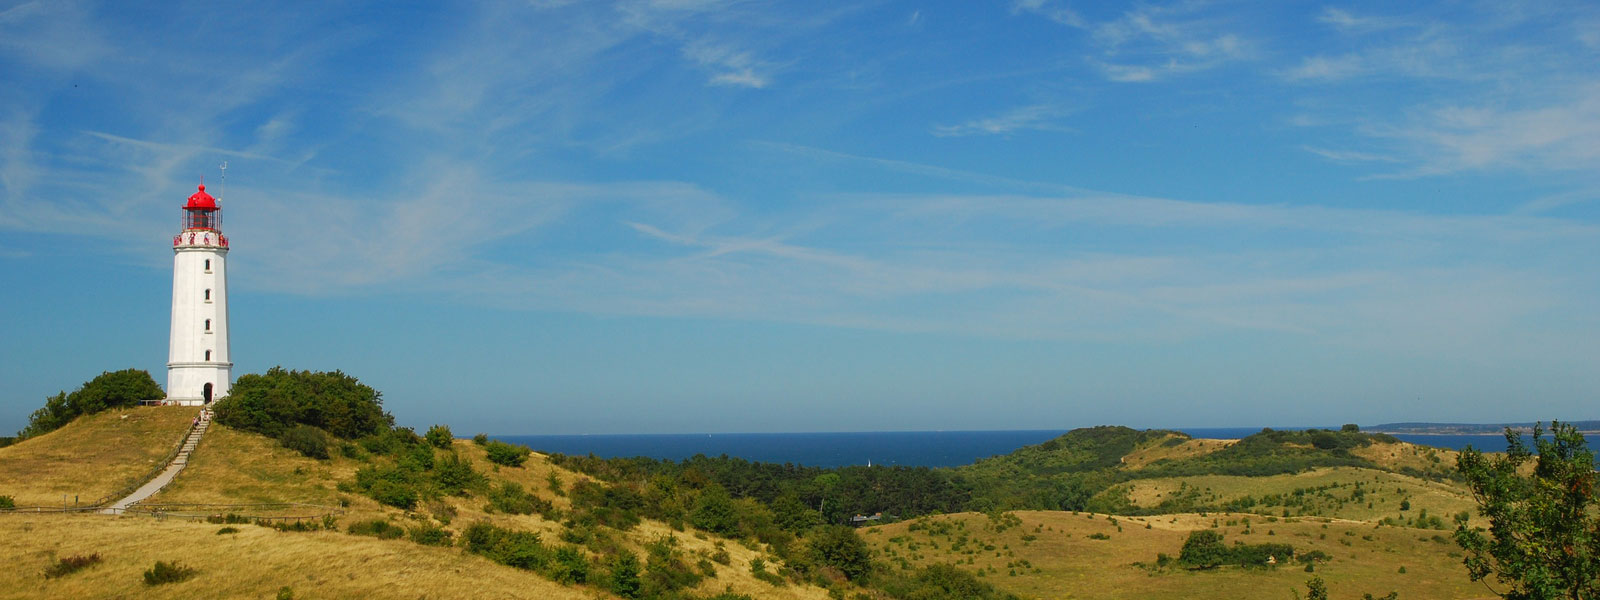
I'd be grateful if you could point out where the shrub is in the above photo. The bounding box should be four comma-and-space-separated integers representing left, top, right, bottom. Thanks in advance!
214, 367, 393, 440
279, 425, 332, 460
551, 545, 590, 584
216, 527, 240, 535
691, 485, 740, 536
276, 587, 294, 600
487, 481, 554, 517
0, 495, 14, 509
463, 522, 551, 571
367, 480, 418, 509
610, 551, 642, 599
808, 526, 872, 582
642, 535, 702, 595
347, 519, 405, 540
43, 553, 101, 578
409, 524, 453, 546
473, 433, 489, 445
433, 452, 486, 496
425, 424, 453, 449
484, 440, 530, 467
143, 561, 197, 585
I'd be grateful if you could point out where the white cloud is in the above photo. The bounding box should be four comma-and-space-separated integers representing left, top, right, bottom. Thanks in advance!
684, 41, 771, 89
932, 104, 1073, 137
1317, 7, 1405, 33
1282, 54, 1366, 81
1011, 0, 1085, 28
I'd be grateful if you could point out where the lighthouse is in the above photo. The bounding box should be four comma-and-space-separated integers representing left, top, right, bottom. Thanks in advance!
167, 183, 232, 405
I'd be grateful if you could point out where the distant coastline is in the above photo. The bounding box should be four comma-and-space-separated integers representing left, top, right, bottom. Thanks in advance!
1367, 420, 1600, 435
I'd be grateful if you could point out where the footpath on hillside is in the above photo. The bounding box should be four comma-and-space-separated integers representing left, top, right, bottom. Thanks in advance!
101, 410, 210, 514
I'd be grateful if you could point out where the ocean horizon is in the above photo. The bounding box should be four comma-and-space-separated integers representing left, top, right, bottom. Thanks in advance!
495, 427, 1517, 469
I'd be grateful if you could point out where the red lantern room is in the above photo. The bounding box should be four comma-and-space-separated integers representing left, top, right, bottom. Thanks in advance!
183, 184, 221, 231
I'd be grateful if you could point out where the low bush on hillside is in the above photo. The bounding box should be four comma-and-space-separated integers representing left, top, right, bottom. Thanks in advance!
19, 369, 164, 438
142, 560, 197, 585
425, 424, 453, 449
569, 480, 646, 530
347, 519, 405, 540
642, 535, 703, 596
484, 440, 531, 467
486, 481, 555, 517
433, 451, 486, 496
1176, 530, 1293, 569
463, 521, 554, 571
0, 495, 14, 509
473, 433, 489, 445
279, 425, 332, 460
216, 527, 240, 535
43, 553, 102, 578
408, 523, 453, 546
877, 563, 1023, 600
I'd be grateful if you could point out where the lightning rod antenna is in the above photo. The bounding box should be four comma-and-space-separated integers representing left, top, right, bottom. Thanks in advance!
218, 161, 228, 203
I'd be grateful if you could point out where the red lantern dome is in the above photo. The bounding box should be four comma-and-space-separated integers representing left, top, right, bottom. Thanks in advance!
184, 184, 218, 211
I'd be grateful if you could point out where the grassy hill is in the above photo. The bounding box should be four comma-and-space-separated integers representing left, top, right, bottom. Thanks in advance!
0, 406, 198, 506
1, 406, 833, 600
862, 510, 1488, 600
1, 410, 1503, 599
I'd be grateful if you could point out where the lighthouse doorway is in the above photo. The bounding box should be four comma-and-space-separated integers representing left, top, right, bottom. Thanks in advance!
203, 383, 213, 405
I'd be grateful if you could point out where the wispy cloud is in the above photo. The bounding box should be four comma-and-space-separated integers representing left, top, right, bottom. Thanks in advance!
1014, 2, 1253, 82
683, 41, 772, 89
1316, 7, 1406, 33
1011, 0, 1084, 28
931, 104, 1074, 137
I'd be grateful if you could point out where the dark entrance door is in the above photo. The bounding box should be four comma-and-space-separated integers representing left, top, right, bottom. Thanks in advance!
203, 383, 213, 404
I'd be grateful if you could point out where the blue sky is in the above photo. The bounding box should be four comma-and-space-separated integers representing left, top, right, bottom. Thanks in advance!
2, 0, 1598, 435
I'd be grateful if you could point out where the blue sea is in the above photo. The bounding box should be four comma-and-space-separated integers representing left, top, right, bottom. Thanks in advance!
496, 427, 1517, 469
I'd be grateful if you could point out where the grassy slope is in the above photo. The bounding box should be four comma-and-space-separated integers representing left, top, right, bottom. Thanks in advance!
864, 511, 1491, 600
1115, 467, 1480, 524
0, 406, 198, 506
146, 425, 830, 600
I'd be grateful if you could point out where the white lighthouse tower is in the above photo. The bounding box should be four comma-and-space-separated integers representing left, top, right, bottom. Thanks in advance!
167, 183, 232, 405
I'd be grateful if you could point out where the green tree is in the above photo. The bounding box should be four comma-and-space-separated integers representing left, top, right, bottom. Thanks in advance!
1455, 421, 1600, 600
214, 367, 392, 439
425, 424, 453, 449
1178, 530, 1229, 569
610, 551, 642, 599
808, 525, 872, 582
691, 485, 741, 536
19, 369, 164, 438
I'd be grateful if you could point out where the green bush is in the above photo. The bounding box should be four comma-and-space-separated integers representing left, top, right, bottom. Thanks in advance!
569, 480, 644, 530
551, 545, 590, 584
1177, 530, 1292, 569
642, 535, 702, 595
20, 369, 164, 438
463, 522, 551, 571
43, 553, 102, 578
279, 425, 332, 460
433, 452, 485, 496
691, 485, 740, 536
425, 424, 453, 449
609, 551, 642, 599
487, 481, 554, 517
473, 433, 489, 445
0, 495, 14, 509
142, 561, 197, 585
214, 367, 393, 440
347, 519, 405, 539
484, 440, 530, 467
216, 527, 240, 535
367, 480, 418, 510
878, 563, 1022, 600
808, 525, 872, 582
409, 524, 453, 546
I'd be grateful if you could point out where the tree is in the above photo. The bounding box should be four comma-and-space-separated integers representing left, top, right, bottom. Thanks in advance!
214, 367, 392, 439
1455, 421, 1600, 600
19, 369, 164, 438
425, 424, 453, 449
691, 485, 740, 536
1178, 530, 1228, 569
610, 551, 642, 599
808, 525, 872, 582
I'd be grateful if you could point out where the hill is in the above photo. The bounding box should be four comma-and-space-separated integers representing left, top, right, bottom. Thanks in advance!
0, 406, 198, 507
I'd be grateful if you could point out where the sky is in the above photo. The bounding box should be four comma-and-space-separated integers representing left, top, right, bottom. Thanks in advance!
2, 1, 1598, 435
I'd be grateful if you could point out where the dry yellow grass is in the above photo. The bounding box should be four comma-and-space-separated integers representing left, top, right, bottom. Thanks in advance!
866, 510, 1493, 600
0, 406, 198, 506
148, 424, 355, 506
1115, 466, 1480, 525
0, 513, 596, 600
1120, 437, 1234, 468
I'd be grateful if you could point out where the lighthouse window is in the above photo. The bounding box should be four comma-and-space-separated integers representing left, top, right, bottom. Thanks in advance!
205, 350, 212, 361
205, 319, 212, 332
204, 289, 211, 302
204, 259, 211, 273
